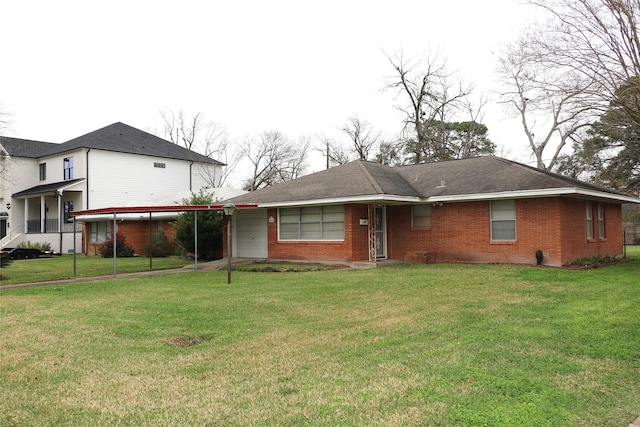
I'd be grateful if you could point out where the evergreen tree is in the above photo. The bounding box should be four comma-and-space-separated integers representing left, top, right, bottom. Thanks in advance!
175, 190, 223, 260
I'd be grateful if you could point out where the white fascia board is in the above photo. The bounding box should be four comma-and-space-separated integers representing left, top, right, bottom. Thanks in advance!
253, 188, 640, 208
60, 179, 87, 191
429, 188, 640, 204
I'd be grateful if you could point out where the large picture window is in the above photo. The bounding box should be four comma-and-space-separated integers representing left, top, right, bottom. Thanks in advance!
279, 205, 344, 240
89, 221, 111, 243
490, 200, 516, 241
412, 204, 432, 228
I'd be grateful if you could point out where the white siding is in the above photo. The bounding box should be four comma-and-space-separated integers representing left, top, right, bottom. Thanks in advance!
86, 150, 217, 209
39, 148, 87, 183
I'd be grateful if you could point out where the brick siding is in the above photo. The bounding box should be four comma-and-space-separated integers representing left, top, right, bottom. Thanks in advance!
224, 198, 624, 267
85, 219, 177, 256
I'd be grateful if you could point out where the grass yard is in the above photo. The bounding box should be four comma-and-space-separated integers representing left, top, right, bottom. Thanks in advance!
1, 248, 639, 426
0, 255, 193, 286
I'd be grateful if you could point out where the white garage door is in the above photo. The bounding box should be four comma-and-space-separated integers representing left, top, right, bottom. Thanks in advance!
235, 209, 268, 258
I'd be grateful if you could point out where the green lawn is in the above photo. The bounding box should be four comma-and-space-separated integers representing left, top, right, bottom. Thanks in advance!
0, 255, 193, 285
1, 249, 639, 426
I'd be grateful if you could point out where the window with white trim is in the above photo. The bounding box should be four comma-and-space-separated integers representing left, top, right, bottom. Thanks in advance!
63, 156, 74, 180
412, 204, 432, 228
63, 201, 73, 223
490, 200, 516, 241
89, 221, 111, 243
586, 201, 594, 239
279, 205, 344, 240
598, 202, 605, 238
39, 163, 46, 181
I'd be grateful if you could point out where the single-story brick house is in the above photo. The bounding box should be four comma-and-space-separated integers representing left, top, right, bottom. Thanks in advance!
225, 156, 640, 267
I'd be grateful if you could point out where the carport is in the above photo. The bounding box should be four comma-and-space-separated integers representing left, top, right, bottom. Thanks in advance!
70, 204, 257, 278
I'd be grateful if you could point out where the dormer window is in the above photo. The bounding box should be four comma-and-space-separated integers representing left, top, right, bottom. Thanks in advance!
63, 157, 74, 180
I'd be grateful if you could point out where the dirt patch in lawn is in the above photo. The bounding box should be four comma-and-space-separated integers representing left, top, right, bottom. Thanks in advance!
235, 261, 349, 273
166, 336, 207, 347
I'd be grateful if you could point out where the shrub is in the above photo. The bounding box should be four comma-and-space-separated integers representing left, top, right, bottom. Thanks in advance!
98, 232, 135, 258
175, 190, 223, 260
17, 241, 51, 251
567, 254, 619, 267
147, 232, 179, 257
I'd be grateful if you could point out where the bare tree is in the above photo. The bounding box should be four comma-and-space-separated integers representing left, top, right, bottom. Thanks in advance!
0, 102, 12, 135
198, 122, 240, 188
497, 37, 602, 170
157, 108, 239, 187
314, 133, 350, 169
0, 103, 14, 181
340, 115, 383, 161
500, 0, 640, 170
240, 130, 309, 191
384, 49, 474, 163
529, 0, 640, 127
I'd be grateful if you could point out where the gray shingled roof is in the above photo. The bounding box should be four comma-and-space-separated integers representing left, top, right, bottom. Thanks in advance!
0, 136, 58, 158
229, 156, 638, 206
228, 161, 422, 205
395, 156, 630, 197
47, 122, 223, 164
2, 122, 223, 165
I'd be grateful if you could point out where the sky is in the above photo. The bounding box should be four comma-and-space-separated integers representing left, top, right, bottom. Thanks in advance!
2, 0, 537, 185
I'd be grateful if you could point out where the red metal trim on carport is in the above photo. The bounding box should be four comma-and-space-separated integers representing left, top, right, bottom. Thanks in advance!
69, 204, 258, 278
70, 204, 258, 217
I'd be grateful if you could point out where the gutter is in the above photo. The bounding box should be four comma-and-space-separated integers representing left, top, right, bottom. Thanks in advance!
241, 188, 640, 209
189, 161, 194, 192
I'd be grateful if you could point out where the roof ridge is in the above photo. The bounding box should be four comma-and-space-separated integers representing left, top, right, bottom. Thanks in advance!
355, 161, 385, 194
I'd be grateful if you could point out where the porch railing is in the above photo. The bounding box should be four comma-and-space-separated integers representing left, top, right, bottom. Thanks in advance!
26, 219, 82, 233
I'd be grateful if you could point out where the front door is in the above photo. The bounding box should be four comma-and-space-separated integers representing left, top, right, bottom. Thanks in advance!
375, 206, 386, 259
0, 218, 6, 239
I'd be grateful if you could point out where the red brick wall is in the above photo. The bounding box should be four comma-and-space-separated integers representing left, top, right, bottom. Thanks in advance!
85, 220, 177, 256
559, 198, 623, 264
222, 198, 624, 266
265, 205, 370, 262
387, 197, 623, 266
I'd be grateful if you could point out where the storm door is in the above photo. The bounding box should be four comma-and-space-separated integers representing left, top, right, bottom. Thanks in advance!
375, 206, 386, 259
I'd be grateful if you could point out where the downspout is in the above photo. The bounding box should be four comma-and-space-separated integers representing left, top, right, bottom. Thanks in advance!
85, 149, 91, 209
189, 161, 194, 192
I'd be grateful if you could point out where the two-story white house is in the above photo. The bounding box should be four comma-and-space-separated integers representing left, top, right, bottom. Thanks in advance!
0, 122, 224, 254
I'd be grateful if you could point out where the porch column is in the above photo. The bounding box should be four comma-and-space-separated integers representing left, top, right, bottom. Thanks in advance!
57, 191, 63, 253
24, 198, 29, 233
40, 195, 46, 233
57, 191, 62, 233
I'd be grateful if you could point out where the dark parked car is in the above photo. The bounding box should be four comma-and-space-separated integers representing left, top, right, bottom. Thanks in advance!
0, 247, 61, 260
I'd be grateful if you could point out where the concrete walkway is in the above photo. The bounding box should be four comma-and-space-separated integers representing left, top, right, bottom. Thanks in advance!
0, 258, 257, 290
